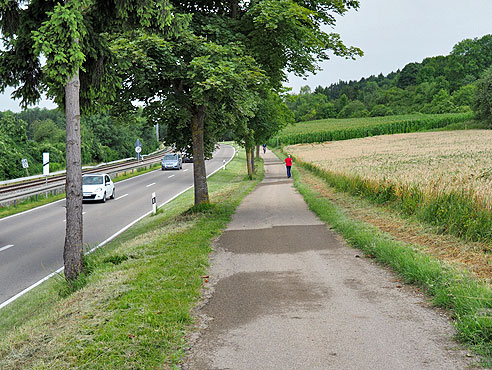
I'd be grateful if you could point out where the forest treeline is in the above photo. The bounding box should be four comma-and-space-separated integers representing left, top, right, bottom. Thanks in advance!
287, 35, 492, 122
0, 109, 159, 180
3, 34, 492, 180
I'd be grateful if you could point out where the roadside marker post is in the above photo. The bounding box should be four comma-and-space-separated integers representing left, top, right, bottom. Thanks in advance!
152, 192, 157, 215
43, 152, 49, 198
222, 159, 226, 170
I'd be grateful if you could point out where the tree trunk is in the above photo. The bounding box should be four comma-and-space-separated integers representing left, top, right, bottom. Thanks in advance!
230, 0, 238, 18
250, 147, 255, 173
191, 105, 209, 205
256, 145, 260, 158
245, 148, 252, 176
64, 69, 83, 281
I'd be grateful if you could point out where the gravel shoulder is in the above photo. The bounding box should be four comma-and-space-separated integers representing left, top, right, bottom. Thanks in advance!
182, 150, 472, 370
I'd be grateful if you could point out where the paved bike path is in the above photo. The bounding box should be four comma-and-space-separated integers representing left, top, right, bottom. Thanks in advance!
182, 150, 471, 370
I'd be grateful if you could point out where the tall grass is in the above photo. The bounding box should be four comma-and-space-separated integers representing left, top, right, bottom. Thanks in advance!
269, 113, 472, 146
295, 158, 492, 244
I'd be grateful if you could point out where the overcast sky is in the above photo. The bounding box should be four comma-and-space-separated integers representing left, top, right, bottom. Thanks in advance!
1, 0, 492, 111
287, 0, 492, 93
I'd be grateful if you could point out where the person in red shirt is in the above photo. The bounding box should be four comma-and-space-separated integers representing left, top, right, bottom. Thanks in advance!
285, 155, 293, 178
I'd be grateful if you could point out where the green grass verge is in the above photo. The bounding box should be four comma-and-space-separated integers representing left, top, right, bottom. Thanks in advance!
284, 153, 492, 365
268, 113, 472, 146
0, 163, 161, 220
0, 149, 263, 369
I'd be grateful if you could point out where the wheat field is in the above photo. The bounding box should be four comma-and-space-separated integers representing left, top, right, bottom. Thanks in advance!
287, 130, 492, 208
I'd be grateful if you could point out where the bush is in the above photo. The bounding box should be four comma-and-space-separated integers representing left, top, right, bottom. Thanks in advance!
473, 66, 492, 122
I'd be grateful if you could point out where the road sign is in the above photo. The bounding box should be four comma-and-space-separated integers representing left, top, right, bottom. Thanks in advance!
135, 139, 142, 148
21, 158, 29, 169
135, 146, 142, 154
42, 153, 49, 176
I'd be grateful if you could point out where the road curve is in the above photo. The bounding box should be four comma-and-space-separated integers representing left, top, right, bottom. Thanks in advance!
0, 144, 235, 307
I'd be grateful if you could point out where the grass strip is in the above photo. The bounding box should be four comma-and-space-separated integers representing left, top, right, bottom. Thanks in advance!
0, 149, 263, 369
269, 113, 472, 146
284, 154, 492, 365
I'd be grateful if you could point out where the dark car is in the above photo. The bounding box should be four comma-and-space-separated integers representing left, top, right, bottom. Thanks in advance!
183, 152, 193, 163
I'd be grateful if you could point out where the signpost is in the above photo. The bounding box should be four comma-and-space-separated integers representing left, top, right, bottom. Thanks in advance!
135, 139, 142, 161
21, 158, 29, 176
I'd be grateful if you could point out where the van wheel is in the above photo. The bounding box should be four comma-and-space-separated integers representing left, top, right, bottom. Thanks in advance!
110, 189, 115, 199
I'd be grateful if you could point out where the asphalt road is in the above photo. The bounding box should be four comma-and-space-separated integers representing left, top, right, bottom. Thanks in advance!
0, 144, 235, 306
182, 149, 472, 370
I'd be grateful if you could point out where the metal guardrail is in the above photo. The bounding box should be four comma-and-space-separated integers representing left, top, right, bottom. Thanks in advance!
0, 149, 169, 207
0, 148, 166, 186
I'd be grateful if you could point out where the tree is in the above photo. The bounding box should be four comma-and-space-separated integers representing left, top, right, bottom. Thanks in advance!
241, 0, 363, 89
114, 0, 362, 202
397, 62, 420, 89
240, 89, 293, 176
112, 32, 264, 203
451, 84, 476, 109
473, 66, 492, 123
31, 119, 65, 143
0, 0, 176, 281
337, 100, 368, 118
422, 89, 455, 114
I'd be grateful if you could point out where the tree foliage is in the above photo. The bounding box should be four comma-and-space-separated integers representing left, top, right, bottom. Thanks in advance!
287, 34, 492, 122
473, 66, 492, 122
111, 0, 361, 193
0, 108, 159, 181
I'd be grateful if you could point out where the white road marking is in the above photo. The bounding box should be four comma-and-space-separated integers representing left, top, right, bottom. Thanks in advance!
0, 145, 236, 311
146, 183, 156, 188
183, 169, 189, 172
115, 194, 128, 201
0, 199, 66, 222
168, 175, 175, 178
0, 245, 14, 253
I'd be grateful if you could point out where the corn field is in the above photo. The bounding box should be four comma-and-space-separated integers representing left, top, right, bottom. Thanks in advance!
269, 113, 471, 146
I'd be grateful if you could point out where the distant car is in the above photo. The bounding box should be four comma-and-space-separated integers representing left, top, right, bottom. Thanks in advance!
182, 152, 193, 163
82, 173, 115, 202
161, 153, 183, 170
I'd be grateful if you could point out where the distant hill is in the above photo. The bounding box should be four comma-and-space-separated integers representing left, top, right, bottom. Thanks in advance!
287, 35, 492, 122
